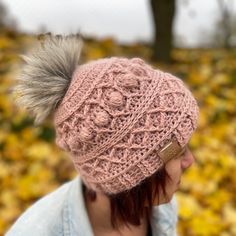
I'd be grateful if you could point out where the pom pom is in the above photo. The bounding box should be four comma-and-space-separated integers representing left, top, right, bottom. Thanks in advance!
12, 33, 83, 125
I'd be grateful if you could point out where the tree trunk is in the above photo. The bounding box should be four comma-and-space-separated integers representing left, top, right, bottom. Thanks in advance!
0, 2, 7, 29
217, 0, 232, 49
150, 0, 176, 63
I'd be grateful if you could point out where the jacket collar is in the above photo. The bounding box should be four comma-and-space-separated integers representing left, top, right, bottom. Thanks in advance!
63, 176, 177, 236
63, 176, 94, 236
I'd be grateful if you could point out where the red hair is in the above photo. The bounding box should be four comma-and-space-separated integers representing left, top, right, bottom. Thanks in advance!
82, 165, 170, 229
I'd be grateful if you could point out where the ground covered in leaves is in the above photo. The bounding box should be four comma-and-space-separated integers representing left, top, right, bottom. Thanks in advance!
0, 30, 236, 236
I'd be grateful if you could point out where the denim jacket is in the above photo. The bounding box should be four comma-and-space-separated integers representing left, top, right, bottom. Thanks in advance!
5, 176, 178, 236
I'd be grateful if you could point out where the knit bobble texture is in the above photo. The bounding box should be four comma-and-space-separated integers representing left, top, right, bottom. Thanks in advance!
78, 126, 94, 142
93, 110, 110, 127
118, 74, 139, 88
54, 57, 200, 194
105, 90, 124, 107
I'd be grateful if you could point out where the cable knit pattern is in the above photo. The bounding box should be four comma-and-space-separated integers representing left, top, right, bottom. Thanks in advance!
53, 57, 199, 194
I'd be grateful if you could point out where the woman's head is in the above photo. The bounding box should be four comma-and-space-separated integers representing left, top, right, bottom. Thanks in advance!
158, 143, 195, 203
13, 33, 199, 203
83, 142, 195, 228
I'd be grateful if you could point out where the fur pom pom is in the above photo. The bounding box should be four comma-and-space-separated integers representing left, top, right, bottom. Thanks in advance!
13, 33, 83, 125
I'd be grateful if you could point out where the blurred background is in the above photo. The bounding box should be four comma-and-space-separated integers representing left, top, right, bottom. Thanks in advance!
0, 0, 236, 235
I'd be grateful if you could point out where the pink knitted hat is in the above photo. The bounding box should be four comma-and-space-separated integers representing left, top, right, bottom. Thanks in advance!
14, 34, 199, 194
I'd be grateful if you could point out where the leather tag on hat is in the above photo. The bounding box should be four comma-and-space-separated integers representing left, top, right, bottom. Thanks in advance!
158, 139, 184, 163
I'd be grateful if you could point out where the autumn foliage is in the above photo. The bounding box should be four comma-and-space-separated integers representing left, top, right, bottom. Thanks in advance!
0, 31, 236, 236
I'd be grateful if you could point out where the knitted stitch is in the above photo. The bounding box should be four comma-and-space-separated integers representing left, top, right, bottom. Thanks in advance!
53, 57, 199, 194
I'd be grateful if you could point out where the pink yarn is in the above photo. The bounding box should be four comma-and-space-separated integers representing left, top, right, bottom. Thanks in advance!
53, 57, 199, 194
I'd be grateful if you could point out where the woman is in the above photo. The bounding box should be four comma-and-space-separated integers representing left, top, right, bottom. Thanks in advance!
6, 34, 199, 236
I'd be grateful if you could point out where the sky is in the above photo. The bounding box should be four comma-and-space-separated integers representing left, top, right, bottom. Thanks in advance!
1, 0, 234, 47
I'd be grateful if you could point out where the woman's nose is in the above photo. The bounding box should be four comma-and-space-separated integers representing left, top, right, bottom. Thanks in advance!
181, 149, 195, 170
